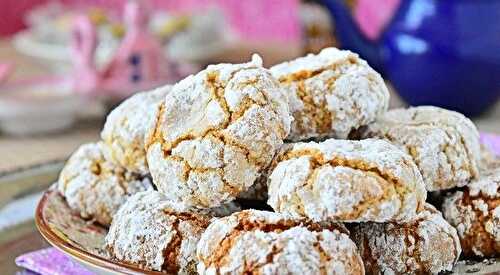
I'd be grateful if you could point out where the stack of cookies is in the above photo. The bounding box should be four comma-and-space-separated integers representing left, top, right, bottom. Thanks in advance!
57, 47, 499, 274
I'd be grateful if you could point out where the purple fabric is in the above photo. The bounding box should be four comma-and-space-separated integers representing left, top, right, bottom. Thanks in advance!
15, 248, 94, 275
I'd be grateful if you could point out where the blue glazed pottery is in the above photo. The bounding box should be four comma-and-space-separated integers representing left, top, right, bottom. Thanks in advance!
322, 0, 500, 116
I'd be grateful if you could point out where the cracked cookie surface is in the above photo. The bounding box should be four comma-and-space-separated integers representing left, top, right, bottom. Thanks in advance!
270, 47, 389, 141
57, 142, 153, 226
442, 168, 500, 257
196, 209, 363, 275
101, 85, 172, 175
105, 190, 240, 274
364, 106, 481, 191
351, 204, 461, 275
146, 55, 292, 208
480, 144, 500, 172
267, 138, 426, 223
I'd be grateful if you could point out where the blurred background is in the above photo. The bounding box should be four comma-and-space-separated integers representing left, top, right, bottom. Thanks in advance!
0, 0, 498, 272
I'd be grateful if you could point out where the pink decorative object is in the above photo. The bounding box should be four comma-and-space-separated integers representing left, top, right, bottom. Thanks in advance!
218, 0, 301, 42
71, 1, 180, 100
0, 62, 14, 83
70, 16, 100, 96
353, 0, 400, 41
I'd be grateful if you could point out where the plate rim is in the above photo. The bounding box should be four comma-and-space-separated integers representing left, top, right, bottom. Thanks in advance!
35, 190, 166, 275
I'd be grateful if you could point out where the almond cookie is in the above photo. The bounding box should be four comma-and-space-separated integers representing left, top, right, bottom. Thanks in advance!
351, 204, 461, 274
105, 190, 239, 274
57, 142, 153, 226
442, 168, 500, 257
270, 47, 389, 141
268, 138, 427, 223
196, 209, 364, 275
364, 106, 481, 191
480, 144, 500, 172
101, 85, 172, 175
146, 55, 292, 208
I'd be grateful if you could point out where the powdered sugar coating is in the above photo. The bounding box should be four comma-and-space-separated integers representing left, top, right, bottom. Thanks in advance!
196, 209, 363, 275
105, 190, 240, 274
442, 168, 500, 257
480, 144, 500, 172
101, 85, 172, 175
267, 138, 427, 223
57, 142, 153, 226
351, 204, 461, 274
147, 55, 292, 208
270, 47, 389, 141
364, 106, 481, 191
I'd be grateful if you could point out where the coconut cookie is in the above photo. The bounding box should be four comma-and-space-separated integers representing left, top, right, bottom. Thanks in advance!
270, 47, 389, 141
146, 55, 292, 208
105, 190, 234, 274
101, 85, 172, 175
364, 106, 481, 191
267, 138, 427, 223
351, 204, 461, 275
442, 168, 500, 257
196, 210, 364, 275
57, 142, 153, 226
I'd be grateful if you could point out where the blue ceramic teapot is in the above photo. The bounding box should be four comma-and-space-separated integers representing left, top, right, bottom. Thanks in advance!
322, 0, 500, 116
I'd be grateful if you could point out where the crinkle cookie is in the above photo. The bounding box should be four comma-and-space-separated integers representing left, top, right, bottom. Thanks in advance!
57, 142, 153, 226
364, 106, 481, 191
146, 55, 292, 208
267, 138, 427, 223
105, 190, 240, 274
480, 144, 500, 172
101, 85, 172, 175
196, 209, 364, 275
442, 168, 500, 257
351, 204, 461, 275
270, 47, 389, 141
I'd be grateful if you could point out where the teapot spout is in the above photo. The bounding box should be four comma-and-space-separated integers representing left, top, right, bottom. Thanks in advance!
321, 0, 385, 72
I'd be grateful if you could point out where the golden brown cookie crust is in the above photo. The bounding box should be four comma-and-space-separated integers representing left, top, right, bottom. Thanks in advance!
351, 204, 461, 274
146, 55, 292, 208
196, 210, 363, 275
105, 191, 240, 274
57, 142, 153, 226
270, 47, 389, 141
267, 138, 427, 223
442, 168, 500, 257
364, 106, 481, 191
101, 86, 172, 175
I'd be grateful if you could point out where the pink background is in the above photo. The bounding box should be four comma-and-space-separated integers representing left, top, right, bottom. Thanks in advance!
0, 0, 300, 42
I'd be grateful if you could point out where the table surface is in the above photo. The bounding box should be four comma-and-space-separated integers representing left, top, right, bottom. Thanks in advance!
0, 39, 499, 273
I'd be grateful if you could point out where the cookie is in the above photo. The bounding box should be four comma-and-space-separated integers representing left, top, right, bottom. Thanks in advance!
351, 204, 461, 274
146, 55, 292, 208
480, 144, 500, 172
196, 209, 364, 275
442, 168, 500, 257
57, 142, 153, 226
106, 190, 241, 274
270, 47, 389, 141
101, 85, 172, 175
364, 106, 481, 191
267, 138, 427, 222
